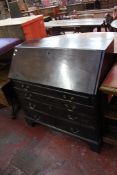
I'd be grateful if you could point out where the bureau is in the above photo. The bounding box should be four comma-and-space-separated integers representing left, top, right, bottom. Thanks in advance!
9, 33, 114, 151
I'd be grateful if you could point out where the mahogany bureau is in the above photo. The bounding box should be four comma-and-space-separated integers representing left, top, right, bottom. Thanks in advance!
9, 34, 114, 151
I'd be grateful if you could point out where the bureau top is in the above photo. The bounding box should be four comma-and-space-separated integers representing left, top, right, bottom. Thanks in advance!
18, 33, 114, 51
9, 33, 114, 95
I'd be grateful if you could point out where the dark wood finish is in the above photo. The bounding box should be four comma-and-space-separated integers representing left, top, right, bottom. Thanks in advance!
11, 79, 101, 149
9, 34, 114, 151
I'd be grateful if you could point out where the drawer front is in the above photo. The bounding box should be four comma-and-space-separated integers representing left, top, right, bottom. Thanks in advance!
12, 80, 95, 106
24, 108, 98, 140
21, 99, 97, 128
15, 87, 69, 109
15, 88, 97, 117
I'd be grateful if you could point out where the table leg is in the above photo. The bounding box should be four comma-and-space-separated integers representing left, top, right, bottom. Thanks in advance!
97, 26, 101, 32
74, 27, 80, 33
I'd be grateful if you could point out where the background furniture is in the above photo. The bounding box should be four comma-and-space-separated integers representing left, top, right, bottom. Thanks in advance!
22, 7, 40, 15
67, 1, 95, 13
100, 63, 117, 145
111, 20, 117, 31
0, 0, 9, 19
45, 18, 105, 34
78, 14, 94, 18
0, 38, 22, 106
9, 1, 23, 18
77, 8, 114, 18
9, 1, 40, 18
100, 0, 117, 9
0, 16, 47, 40
39, 5, 59, 17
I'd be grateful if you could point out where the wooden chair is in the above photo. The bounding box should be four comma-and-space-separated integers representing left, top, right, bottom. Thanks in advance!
9, 1, 28, 18
9, 1, 22, 18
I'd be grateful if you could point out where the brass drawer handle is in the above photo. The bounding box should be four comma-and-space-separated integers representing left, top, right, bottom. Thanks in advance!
29, 103, 36, 109
63, 95, 67, 99
65, 105, 76, 112
67, 115, 78, 120
65, 104, 76, 109
71, 97, 74, 100
67, 109, 73, 112
24, 93, 32, 99
25, 85, 30, 91
21, 84, 29, 90
21, 84, 24, 88
70, 128, 80, 134
30, 106, 35, 110
65, 104, 69, 108
67, 115, 74, 120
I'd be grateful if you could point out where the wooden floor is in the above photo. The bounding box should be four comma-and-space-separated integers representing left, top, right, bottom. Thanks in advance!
0, 107, 117, 175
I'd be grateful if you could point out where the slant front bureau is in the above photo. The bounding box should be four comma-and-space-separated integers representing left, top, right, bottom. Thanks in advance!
9, 33, 114, 151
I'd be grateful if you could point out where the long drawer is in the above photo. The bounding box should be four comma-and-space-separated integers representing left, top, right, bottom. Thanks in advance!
14, 88, 97, 117
12, 80, 96, 106
24, 108, 98, 141
21, 98, 97, 128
